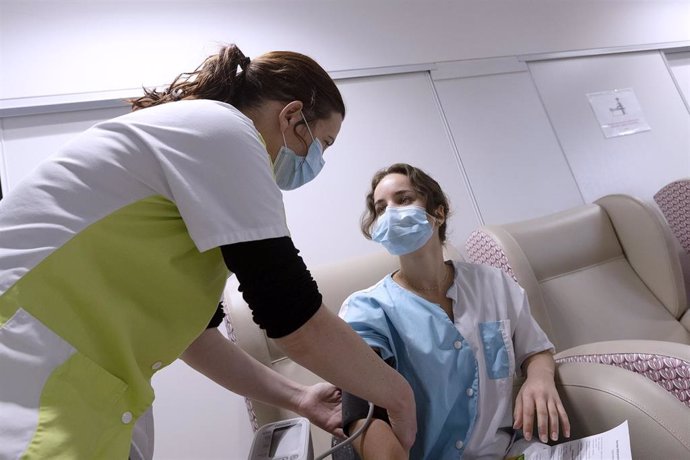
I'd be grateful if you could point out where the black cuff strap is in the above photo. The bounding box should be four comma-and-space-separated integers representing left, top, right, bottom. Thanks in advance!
342, 393, 391, 436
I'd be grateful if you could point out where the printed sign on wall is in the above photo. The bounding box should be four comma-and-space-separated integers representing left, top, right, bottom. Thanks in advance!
586, 88, 651, 138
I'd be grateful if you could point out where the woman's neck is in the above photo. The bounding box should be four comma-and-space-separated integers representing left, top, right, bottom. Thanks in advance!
395, 241, 451, 294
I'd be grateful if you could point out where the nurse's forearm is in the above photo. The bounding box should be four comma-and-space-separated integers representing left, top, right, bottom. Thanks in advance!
275, 305, 416, 449
181, 328, 307, 413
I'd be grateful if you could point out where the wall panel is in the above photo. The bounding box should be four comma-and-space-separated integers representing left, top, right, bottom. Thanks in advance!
432, 67, 584, 225
666, 50, 690, 110
529, 51, 690, 202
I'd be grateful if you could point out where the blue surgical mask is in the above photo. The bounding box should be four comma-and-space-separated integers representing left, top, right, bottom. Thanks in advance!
371, 205, 434, 256
273, 112, 324, 190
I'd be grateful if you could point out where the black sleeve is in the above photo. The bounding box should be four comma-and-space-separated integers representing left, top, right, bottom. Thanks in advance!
206, 302, 225, 329
341, 352, 395, 435
220, 236, 322, 338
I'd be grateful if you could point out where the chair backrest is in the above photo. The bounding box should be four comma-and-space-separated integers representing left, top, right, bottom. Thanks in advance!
654, 179, 690, 311
466, 194, 690, 351
654, 178, 690, 255
223, 245, 463, 454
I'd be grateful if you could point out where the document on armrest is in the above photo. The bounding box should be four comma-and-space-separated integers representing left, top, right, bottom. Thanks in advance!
505, 421, 632, 460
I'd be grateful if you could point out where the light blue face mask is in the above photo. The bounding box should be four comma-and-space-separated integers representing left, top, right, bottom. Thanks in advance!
371, 205, 434, 256
273, 112, 324, 191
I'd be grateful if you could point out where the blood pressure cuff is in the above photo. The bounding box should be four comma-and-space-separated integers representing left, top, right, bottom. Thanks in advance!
341, 352, 395, 435
219, 236, 322, 338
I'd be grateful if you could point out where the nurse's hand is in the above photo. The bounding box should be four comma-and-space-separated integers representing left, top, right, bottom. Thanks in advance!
513, 351, 570, 444
296, 382, 345, 439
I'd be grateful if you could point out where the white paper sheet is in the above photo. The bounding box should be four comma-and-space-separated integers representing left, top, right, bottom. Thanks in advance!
505, 420, 632, 460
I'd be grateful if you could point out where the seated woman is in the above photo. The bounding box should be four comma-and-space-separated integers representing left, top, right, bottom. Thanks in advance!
339, 163, 570, 459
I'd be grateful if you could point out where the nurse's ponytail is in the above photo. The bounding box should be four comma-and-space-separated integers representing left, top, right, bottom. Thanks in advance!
129, 44, 345, 123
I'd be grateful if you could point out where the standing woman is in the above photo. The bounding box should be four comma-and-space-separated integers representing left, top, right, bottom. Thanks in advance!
0, 44, 415, 459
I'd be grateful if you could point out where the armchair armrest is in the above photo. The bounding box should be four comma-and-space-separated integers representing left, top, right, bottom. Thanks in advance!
553, 361, 690, 459
554, 340, 690, 408
513, 340, 690, 458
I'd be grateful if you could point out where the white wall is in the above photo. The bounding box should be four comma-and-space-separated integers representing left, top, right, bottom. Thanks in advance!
0, 107, 129, 190
2, 1, 690, 460
2, 0, 690, 99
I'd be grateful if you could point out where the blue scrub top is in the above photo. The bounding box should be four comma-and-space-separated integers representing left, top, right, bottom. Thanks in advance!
340, 261, 554, 459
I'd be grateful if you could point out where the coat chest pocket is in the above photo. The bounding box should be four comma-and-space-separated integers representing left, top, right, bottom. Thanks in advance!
479, 320, 514, 379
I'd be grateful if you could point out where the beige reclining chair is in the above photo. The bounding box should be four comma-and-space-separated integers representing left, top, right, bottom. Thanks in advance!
465, 193, 690, 457
466, 194, 690, 350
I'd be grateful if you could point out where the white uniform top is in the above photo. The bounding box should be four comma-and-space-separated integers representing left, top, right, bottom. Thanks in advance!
0, 99, 290, 458
340, 261, 554, 459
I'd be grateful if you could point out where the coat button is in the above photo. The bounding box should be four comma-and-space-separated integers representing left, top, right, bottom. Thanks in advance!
121, 411, 133, 424
466, 388, 474, 397
455, 440, 464, 449
453, 340, 463, 350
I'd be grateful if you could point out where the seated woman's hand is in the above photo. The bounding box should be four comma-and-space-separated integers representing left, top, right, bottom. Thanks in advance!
513, 352, 570, 443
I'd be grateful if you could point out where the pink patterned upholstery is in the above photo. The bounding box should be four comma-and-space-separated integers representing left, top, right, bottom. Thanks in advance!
224, 309, 260, 432
465, 230, 517, 281
243, 398, 260, 432
654, 179, 690, 255
556, 353, 690, 408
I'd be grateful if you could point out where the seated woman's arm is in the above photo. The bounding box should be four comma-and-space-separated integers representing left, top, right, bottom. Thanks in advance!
342, 352, 409, 460
348, 419, 407, 460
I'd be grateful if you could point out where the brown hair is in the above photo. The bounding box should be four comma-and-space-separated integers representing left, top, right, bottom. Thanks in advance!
361, 163, 450, 242
129, 44, 345, 124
